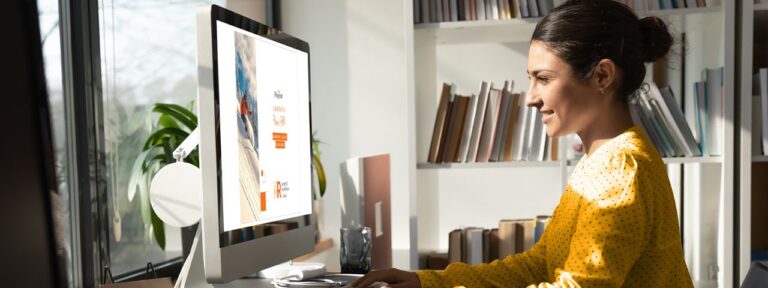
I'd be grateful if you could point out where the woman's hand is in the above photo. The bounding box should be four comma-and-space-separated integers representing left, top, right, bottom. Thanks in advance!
352, 268, 421, 288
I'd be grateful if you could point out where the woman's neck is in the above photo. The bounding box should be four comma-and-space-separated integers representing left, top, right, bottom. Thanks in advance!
578, 105, 634, 156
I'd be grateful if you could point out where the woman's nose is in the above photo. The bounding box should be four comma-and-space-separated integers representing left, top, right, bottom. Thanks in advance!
525, 91, 542, 108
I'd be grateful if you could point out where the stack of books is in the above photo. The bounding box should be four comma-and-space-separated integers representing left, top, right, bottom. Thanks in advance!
427, 82, 558, 164
630, 81, 708, 158
413, 0, 557, 24
441, 216, 551, 266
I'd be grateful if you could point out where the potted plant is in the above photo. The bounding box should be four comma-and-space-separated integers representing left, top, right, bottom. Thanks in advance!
311, 131, 327, 240
128, 103, 198, 256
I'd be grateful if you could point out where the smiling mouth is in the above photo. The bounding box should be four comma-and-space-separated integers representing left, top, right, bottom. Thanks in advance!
540, 110, 554, 123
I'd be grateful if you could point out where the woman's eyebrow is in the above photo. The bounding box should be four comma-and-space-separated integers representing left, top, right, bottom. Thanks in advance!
528, 69, 554, 76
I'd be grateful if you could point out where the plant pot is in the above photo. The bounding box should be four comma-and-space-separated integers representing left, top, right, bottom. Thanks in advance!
313, 199, 325, 242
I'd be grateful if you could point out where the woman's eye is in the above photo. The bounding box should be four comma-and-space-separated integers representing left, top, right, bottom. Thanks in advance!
537, 77, 549, 83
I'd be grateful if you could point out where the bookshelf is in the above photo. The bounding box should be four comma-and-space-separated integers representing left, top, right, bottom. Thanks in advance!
282, 0, 741, 284
413, 1, 736, 288
738, 1, 768, 285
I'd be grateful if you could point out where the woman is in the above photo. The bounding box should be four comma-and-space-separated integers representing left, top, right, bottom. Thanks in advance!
354, 0, 693, 287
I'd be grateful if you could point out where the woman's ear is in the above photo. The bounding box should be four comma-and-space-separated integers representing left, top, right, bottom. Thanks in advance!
592, 58, 617, 95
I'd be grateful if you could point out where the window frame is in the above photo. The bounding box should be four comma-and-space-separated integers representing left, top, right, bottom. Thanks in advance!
58, 0, 279, 286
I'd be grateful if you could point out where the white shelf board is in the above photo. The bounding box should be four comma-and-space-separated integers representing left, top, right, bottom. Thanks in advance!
564, 156, 722, 166
755, 3, 768, 11
637, 6, 721, 17
661, 156, 723, 164
414, 17, 541, 30
417, 160, 562, 169
753, 155, 768, 162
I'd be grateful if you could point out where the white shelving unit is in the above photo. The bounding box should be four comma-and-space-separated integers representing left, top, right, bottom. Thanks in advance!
738, 1, 768, 285
412, 3, 736, 288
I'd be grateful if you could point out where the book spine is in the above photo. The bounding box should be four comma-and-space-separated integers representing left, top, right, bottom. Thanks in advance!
476, 89, 502, 162
467, 82, 490, 162
428, 83, 453, 163
491, 84, 512, 161
458, 94, 479, 162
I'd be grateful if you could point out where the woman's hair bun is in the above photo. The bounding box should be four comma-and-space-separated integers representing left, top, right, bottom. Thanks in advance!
640, 16, 673, 62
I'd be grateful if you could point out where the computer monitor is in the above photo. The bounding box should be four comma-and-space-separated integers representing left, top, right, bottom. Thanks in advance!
196, 5, 314, 283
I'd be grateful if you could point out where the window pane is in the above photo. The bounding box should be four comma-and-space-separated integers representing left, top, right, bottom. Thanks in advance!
98, 0, 212, 275
38, 0, 75, 286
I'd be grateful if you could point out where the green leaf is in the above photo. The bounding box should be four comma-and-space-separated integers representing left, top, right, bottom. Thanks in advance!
153, 104, 197, 131
127, 149, 153, 203
312, 154, 326, 198
143, 127, 188, 150
151, 208, 166, 250
158, 114, 181, 130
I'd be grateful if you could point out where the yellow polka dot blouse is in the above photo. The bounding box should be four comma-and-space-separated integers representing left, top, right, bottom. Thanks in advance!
417, 126, 693, 287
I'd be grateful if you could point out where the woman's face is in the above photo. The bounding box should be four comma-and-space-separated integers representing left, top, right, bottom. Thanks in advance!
526, 41, 603, 137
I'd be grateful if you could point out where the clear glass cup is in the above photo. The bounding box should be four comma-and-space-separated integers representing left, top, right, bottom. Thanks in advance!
340, 226, 371, 274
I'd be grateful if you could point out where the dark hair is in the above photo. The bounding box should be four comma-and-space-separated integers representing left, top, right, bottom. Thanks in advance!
531, 0, 672, 102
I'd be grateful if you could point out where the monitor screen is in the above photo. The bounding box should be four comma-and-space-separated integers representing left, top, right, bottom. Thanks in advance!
214, 18, 312, 244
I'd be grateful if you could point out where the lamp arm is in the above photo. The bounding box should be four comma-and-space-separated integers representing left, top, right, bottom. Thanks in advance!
173, 126, 200, 161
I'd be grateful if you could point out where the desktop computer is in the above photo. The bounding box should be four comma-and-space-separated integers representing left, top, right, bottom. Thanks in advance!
194, 4, 316, 284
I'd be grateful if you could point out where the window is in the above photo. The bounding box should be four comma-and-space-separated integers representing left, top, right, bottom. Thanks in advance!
97, 0, 214, 276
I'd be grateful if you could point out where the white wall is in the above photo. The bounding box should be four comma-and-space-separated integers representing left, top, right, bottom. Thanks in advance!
280, 0, 418, 269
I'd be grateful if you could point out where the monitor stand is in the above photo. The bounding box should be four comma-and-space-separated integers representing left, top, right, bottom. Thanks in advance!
175, 228, 209, 288
174, 228, 328, 288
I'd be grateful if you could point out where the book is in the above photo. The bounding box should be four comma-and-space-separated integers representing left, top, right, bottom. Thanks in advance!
489, 0, 499, 20
635, 95, 673, 156
522, 107, 536, 160
502, 93, 522, 161
498, 219, 521, 258
695, 81, 709, 155
442, 0, 450, 21
533, 215, 550, 243
450, 0, 458, 21
458, 93, 479, 163
646, 83, 695, 157
536, 0, 553, 15
519, 219, 535, 251
428, 83, 453, 163
512, 94, 529, 161
442, 95, 471, 162
467, 81, 491, 162
477, 0, 486, 20
414, 0, 422, 23
527, 109, 543, 161
460, 0, 475, 21
469, 0, 477, 20
436, 0, 443, 22
528, 0, 539, 17
425, 253, 449, 270
659, 86, 702, 156
511, 0, 522, 18
465, 227, 484, 265
518, 0, 529, 18
491, 82, 513, 161
448, 229, 463, 263
476, 89, 502, 162
488, 228, 499, 262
